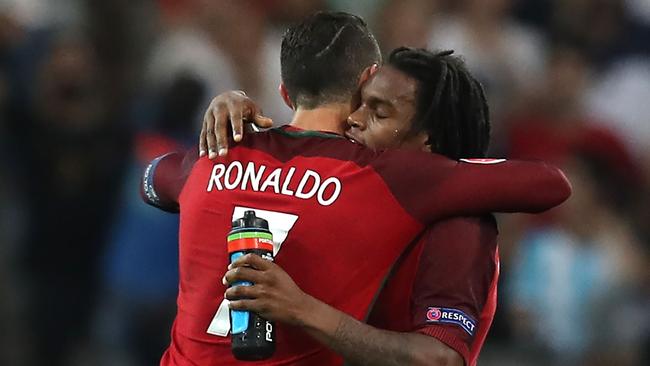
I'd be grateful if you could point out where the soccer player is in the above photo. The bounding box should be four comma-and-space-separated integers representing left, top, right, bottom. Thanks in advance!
143, 12, 570, 365
350, 48, 500, 366
203, 48, 503, 366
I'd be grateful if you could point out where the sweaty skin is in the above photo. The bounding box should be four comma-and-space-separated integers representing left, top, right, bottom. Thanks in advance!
347, 66, 429, 151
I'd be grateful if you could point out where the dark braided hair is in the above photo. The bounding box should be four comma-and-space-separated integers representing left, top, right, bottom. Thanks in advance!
387, 47, 491, 159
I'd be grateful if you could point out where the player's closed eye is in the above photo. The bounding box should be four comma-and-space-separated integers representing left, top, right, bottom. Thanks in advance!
374, 108, 389, 119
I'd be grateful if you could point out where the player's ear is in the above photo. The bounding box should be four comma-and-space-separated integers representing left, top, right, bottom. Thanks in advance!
418, 132, 432, 153
358, 63, 378, 87
422, 142, 432, 153
279, 83, 294, 110
351, 64, 378, 110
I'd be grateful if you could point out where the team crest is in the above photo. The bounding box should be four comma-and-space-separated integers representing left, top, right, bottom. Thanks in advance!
425, 307, 477, 336
426, 307, 442, 321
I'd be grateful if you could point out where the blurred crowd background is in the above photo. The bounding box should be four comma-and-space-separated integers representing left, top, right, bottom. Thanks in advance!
0, 0, 648, 365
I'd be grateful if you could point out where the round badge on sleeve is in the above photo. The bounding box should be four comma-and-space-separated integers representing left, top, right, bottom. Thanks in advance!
426, 307, 442, 321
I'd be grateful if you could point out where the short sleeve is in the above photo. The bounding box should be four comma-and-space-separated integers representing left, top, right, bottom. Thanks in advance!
409, 216, 498, 365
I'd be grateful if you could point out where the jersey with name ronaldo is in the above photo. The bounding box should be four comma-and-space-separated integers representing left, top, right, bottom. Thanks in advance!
143, 125, 570, 366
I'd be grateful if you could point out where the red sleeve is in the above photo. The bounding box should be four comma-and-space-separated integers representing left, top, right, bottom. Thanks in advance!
409, 216, 498, 365
372, 150, 572, 224
140, 150, 195, 213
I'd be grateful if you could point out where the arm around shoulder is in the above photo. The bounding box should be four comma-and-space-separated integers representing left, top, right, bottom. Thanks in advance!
436, 159, 573, 217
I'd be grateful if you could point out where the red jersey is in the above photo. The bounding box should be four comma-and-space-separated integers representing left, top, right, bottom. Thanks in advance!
142, 126, 570, 365
367, 216, 499, 366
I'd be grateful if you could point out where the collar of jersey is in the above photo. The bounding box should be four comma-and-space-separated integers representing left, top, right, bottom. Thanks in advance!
272, 125, 345, 139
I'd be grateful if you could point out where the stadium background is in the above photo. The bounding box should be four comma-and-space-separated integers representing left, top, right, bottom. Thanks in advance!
0, 0, 648, 365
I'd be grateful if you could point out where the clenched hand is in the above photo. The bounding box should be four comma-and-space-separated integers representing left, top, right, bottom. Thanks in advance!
223, 253, 318, 327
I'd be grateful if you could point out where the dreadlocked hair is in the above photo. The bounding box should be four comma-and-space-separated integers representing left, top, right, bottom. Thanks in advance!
387, 47, 491, 159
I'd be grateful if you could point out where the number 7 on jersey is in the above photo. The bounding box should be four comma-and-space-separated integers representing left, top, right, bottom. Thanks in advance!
207, 206, 299, 336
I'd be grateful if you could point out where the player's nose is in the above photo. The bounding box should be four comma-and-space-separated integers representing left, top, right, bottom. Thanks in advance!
347, 112, 366, 130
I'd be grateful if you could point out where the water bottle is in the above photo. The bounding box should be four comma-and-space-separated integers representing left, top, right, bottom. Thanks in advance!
228, 210, 276, 360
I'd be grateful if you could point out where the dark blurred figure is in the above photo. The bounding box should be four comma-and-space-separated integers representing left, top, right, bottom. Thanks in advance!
0, 11, 20, 366
5, 35, 129, 365
90, 74, 205, 366
514, 0, 650, 63
0, 6, 38, 366
550, 0, 650, 68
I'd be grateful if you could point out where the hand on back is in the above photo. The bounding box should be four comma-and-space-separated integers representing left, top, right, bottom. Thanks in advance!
199, 91, 273, 159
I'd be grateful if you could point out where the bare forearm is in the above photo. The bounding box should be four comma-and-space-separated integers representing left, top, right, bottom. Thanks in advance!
300, 296, 462, 366
323, 316, 425, 366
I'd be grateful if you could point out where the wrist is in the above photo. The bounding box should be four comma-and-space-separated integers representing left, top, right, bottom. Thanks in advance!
296, 294, 343, 336
292, 293, 319, 328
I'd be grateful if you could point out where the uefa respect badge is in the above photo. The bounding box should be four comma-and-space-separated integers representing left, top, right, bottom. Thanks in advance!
426, 307, 477, 336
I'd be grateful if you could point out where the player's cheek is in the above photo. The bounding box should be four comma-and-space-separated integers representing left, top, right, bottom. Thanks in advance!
373, 130, 392, 148
361, 127, 379, 148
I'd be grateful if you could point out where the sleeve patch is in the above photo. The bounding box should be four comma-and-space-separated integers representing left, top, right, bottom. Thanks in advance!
142, 153, 173, 206
426, 307, 477, 336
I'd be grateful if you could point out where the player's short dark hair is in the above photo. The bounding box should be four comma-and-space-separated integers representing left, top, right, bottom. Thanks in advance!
281, 11, 381, 109
387, 47, 490, 159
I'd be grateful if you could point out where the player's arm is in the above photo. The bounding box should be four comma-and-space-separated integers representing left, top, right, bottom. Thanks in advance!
140, 151, 193, 213
405, 216, 499, 366
439, 158, 572, 215
373, 151, 572, 223
224, 254, 462, 366
306, 309, 463, 366
199, 91, 272, 158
